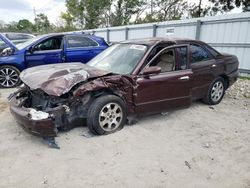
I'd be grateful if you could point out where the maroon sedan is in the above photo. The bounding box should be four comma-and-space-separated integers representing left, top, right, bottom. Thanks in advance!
9, 38, 239, 146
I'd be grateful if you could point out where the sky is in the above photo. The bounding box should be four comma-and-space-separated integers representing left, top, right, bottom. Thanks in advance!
0, 0, 66, 24
0, 0, 243, 25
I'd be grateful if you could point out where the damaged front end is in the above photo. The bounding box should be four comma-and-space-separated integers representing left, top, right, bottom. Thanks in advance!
9, 63, 137, 148
9, 84, 94, 145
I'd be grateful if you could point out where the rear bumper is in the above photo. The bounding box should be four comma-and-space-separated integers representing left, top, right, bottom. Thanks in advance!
9, 95, 57, 138
228, 70, 239, 87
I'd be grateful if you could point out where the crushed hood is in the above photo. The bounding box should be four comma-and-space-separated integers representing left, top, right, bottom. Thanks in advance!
20, 63, 111, 96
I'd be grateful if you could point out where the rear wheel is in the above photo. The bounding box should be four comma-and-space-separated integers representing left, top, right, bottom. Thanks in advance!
87, 95, 127, 135
0, 65, 21, 88
203, 77, 225, 105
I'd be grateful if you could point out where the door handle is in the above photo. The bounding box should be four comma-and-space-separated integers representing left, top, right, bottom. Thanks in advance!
179, 76, 189, 81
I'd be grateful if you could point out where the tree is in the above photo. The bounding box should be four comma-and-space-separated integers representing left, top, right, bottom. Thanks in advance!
61, 12, 74, 28
154, 0, 188, 21
0, 20, 5, 31
189, 0, 249, 18
62, 0, 110, 29
17, 19, 33, 32
34, 13, 51, 33
136, 0, 188, 23
109, 0, 146, 26
209, 0, 250, 12
5, 22, 18, 32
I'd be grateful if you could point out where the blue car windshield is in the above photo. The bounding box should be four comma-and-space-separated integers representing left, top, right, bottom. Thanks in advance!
88, 43, 147, 74
15, 35, 43, 50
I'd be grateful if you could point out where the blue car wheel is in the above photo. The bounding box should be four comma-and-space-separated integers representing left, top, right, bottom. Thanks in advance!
0, 65, 21, 88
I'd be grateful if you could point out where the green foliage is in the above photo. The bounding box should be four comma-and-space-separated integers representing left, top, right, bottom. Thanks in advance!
34, 13, 52, 33
17, 19, 33, 32
240, 76, 250, 80
63, 0, 110, 29
1, 0, 248, 33
209, 0, 250, 12
110, 0, 146, 26
189, 0, 249, 18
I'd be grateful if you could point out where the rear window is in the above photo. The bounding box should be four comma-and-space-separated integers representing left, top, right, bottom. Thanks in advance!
190, 44, 212, 63
67, 36, 98, 48
204, 44, 221, 57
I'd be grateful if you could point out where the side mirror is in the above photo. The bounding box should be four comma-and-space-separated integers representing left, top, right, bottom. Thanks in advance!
142, 66, 161, 76
28, 46, 35, 54
1, 47, 15, 56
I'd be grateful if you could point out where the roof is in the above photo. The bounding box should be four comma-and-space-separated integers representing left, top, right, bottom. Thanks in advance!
120, 37, 200, 46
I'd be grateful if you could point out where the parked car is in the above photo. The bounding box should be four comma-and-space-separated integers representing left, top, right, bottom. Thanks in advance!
1, 32, 35, 45
9, 37, 239, 147
0, 33, 13, 53
0, 33, 108, 88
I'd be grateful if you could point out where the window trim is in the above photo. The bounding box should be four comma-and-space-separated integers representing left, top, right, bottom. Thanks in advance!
32, 36, 63, 52
139, 44, 189, 76
189, 43, 214, 64
175, 46, 189, 70
66, 35, 99, 49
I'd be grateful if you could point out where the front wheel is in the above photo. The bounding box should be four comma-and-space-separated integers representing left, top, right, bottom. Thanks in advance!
0, 65, 21, 88
202, 77, 226, 105
87, 95, 127, 135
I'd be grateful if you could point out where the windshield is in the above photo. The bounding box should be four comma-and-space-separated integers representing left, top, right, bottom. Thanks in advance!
15, 36, 42, 50
88, 43, 147, 74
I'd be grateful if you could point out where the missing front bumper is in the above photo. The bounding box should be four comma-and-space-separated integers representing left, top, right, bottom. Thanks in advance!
9, 95, 58, 138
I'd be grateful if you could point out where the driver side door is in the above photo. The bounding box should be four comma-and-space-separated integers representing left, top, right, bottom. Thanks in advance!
135, 45, 193, 115
25, 36, 64, 67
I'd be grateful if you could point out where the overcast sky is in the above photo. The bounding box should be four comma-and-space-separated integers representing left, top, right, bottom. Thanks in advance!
0, 0, 66, 24
0, 0, 242, 24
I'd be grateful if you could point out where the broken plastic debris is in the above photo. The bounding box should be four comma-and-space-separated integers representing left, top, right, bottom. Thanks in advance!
28, 109, 49, 120
202, 143, 211, 148
43, 137, 60, 149
161, 112, 169, 116
185, 161, 191, 169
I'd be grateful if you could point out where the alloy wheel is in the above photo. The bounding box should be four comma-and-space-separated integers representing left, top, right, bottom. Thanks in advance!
0, 67, 19, 88
99, 103, 123, 132
211, 81, 224, 103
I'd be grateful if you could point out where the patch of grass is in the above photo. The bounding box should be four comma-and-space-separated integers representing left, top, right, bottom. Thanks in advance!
239, 76, 250, 80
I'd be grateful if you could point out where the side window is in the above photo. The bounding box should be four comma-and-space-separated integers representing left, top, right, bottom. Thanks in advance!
190, 44, 211, 64
204, 44, 220, 57
149, 49, 175, 72
176, 47, 188, 70
34, 37, 63, 51
67, 36, 98, 48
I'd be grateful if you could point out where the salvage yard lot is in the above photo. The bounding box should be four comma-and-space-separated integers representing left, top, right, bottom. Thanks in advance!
0, 80, 250, 188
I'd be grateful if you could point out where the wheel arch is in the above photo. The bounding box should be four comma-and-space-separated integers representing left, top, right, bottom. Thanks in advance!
219, 74, 229, 89
92, 88, 127, 105
0, 63, 22, 72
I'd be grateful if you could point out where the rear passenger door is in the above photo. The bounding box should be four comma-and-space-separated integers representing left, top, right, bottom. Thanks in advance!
65, 35, 103, 63
189, 43, 218, 100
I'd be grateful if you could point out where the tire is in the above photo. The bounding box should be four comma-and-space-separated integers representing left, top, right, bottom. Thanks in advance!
202, 77, 226, 105
87, 95, 127, 135
0, 65, 21, 88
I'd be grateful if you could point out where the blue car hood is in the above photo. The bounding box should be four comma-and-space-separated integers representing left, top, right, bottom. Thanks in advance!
20, 63, 110, 96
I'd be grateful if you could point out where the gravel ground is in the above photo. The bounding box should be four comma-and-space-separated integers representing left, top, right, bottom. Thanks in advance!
0, 79, 249, 188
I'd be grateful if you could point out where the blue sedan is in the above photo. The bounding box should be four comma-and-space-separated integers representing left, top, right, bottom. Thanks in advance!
0, 33, 108, 88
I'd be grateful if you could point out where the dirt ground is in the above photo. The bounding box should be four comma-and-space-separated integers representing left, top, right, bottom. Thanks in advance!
0, 82, 249, 188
